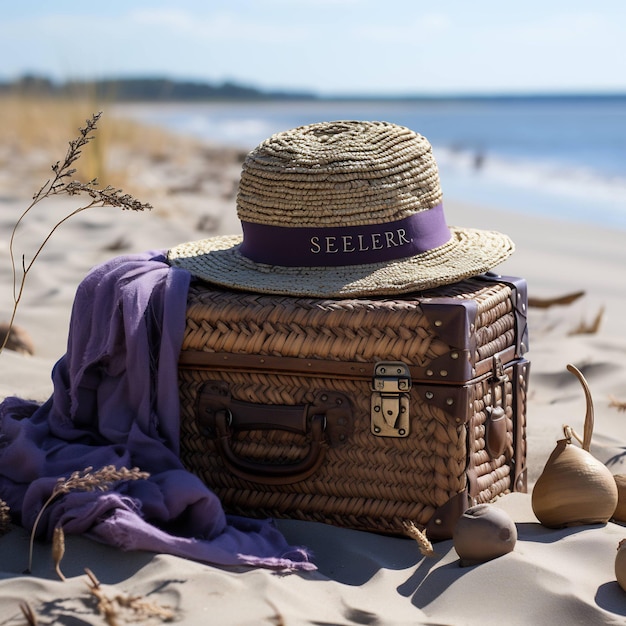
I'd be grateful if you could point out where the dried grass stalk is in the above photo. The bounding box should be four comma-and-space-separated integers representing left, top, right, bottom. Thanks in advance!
609, 395, 626, 412
402, 521, 435, 557
52, 526, 66, 581
28, 465, 150, 574
19, 601, 38, 626
528, 290, 585, 309
568, 306, 604, 336
85, 567, 175, 624
1, 111, 152, 355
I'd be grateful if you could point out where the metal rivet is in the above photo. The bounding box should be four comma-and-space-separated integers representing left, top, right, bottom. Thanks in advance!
374, 426, 381, 433
434, 320, 443, 327
380, 367, 386, 374
398, 428, 406, 436
321, 394, 328, 402
336, 398, 343, 405
446, 398, 454, 405
260, 358, 265, 363
451, 352, 459, 359
440, 370, 448, 377
456, 417, 461, 423
400, 406, 406, 413
426, 369, 433, 376
374, 405, 381, 412
387, 410, 393, 416
425, 391, 434, 399
434, 518, 442, 525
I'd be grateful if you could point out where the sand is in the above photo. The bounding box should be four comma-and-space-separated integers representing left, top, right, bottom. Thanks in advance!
1, 122, 626, 624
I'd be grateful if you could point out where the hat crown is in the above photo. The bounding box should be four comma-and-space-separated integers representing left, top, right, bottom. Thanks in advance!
236, 120, 443, 227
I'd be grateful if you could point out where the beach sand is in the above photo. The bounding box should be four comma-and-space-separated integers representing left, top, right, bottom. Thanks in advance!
1, 120, 626, 624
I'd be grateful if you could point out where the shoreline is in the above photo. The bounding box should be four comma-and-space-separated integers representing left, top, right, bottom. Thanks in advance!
112, 100, 626, 232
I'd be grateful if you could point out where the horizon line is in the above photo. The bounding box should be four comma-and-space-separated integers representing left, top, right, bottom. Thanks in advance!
2, 73, 626, 101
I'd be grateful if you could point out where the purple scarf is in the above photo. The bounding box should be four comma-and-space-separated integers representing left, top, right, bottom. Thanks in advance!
0, 251, 314, 571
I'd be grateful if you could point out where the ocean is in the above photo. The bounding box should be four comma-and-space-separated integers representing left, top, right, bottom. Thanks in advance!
117, 96, 626, 230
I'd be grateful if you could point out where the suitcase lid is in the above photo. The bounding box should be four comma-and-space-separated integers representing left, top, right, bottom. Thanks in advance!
182, 273, 528, 385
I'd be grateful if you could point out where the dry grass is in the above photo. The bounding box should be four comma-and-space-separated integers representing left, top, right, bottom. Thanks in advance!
0, 94, 190, 198
28, 465, 150, 574
609, 395, 626, 412
84, 568, 175, 625
402, 521, 436, 557
567, 306, 605, 336
1, 111, 153, 356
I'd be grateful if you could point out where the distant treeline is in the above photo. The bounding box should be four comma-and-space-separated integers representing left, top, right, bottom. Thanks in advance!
2, 75, 625, 103
0, 75, 317, 101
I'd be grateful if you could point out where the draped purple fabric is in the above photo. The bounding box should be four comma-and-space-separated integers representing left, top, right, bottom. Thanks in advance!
0, 251, 314, 571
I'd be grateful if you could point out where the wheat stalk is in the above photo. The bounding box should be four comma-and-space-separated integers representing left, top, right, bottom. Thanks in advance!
27, 465, 149, 574
1, 111, 152, 355
85, 567, 175, 624
402, 521, 436, 557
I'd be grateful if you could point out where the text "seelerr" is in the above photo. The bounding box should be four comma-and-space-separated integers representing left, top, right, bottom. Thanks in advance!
310, 228, 412, 254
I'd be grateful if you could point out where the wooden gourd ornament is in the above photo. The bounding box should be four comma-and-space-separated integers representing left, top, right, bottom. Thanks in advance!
531, 364, 618, 528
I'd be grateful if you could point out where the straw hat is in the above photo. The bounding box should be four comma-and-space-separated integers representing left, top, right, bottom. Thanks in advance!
168, 120, 514, 297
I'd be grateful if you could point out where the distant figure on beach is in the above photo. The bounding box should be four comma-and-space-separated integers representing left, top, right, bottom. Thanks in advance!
474, 151, 485, 170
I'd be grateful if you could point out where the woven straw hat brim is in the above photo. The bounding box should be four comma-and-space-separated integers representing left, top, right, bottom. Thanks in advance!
167, 226, 515, 298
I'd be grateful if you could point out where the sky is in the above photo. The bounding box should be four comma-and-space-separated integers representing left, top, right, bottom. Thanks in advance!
1, 0, 626, 96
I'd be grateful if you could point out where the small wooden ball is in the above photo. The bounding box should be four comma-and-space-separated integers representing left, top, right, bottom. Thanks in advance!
453, 504, 517, 567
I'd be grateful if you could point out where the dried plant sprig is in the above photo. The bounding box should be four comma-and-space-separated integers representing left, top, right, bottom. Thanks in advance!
609, 395, 626, 412
0, 498, 11, 536
85, 567, 175, 624
402, 521, 436, 557
28, 465, 150, 574
52, 526, 66, 581
567, 306, 605, 336
528, 290, 585, 309
19, 601, 38, 626
1, 111, 153, 356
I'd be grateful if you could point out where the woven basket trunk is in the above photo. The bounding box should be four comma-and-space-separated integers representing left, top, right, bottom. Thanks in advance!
178, 274, 529, 539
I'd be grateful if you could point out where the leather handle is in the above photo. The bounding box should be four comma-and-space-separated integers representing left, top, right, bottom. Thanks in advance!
213, 410, 327, 485
196, 380, 352, 485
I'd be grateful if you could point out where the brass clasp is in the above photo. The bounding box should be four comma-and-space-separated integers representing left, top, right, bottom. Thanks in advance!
371, 361, 411, 437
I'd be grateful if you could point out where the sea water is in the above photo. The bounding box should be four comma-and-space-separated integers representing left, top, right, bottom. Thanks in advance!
117, 96, 626, 230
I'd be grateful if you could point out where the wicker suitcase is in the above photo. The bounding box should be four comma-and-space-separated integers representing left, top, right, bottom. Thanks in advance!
178, 273, 529, 540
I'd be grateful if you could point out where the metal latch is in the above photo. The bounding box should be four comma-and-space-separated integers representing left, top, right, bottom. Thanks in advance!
371, 361, 411, 437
